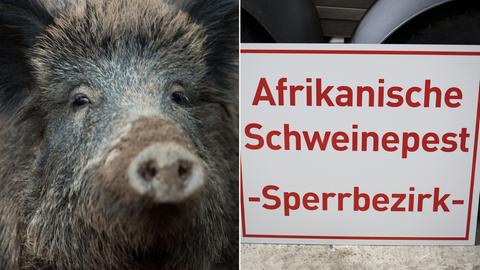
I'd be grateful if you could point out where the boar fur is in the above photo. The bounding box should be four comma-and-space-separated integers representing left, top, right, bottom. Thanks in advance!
0, 0, 238, 269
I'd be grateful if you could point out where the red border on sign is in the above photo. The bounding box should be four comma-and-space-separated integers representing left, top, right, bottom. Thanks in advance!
240, 49, 480, 241
240, 49, 480, 56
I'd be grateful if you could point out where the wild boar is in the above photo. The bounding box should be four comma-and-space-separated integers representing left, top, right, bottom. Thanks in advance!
0, 0, 238, 269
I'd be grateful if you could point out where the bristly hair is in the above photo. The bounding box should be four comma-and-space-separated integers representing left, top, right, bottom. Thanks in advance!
31, 0, 208, 95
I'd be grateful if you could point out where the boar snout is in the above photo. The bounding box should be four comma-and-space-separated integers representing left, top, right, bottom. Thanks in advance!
99, 117, 206, 204
128, 142, 205, 203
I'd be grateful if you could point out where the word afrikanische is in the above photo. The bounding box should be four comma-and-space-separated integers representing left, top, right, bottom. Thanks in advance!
252, 77, 463, 108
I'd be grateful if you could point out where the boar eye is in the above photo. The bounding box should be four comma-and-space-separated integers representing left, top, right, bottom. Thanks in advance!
170, 85, 190, 106
72, 93, 91, 108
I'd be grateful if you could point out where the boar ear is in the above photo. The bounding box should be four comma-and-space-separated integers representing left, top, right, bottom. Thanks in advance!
182, 0, 239, 105
0, 0, 52, 113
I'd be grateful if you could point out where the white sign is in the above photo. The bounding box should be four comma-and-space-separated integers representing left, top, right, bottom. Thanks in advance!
240, 44, 480, 245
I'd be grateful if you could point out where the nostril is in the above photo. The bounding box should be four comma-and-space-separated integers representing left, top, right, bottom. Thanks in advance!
138, 160, 158, 182
177, 159, 193, 181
